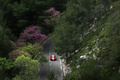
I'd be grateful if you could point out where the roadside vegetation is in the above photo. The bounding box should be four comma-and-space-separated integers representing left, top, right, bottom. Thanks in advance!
0, 0, 67, 79
0, 0, 120, 80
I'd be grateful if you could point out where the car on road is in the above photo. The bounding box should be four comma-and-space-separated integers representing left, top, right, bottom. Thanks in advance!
50, 55, 56, 61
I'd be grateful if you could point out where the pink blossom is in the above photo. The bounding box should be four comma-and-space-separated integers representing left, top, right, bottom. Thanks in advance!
46, 7, 55, 12
44, 7, 60, 25
19, 26, 47, 44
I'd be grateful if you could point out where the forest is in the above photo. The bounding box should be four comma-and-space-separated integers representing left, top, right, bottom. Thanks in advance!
0, 0, 67, 79
0, 0, 120, 80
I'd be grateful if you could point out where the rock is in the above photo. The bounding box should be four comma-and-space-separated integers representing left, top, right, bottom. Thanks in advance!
89, 51, 92, 54
80, 55, 87, 60
93, 54, 97, 60
92, 28, 97, 32
95, 18, 97, 20
110, 6, 113, 9
75, 50, 79, 53
76, 65, 80, 69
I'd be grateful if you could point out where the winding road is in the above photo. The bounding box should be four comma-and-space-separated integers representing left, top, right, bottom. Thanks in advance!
38, 38, 63, 80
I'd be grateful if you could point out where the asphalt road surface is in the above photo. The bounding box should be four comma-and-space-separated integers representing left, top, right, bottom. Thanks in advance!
38, 38, 63, 80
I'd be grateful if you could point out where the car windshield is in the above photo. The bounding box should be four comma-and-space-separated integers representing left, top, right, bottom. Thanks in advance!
52, 56, 54, 58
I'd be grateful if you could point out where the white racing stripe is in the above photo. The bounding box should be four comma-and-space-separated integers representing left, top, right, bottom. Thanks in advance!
52, 55, 54, 60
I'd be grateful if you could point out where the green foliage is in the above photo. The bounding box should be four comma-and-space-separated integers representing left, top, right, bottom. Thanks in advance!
2, 0, 51, 37
0, 58, 13, 69
9, 50, 31, 61
52, 22, 79, 56
0, 26, 12, 57
4, 28, 17, 41
64, 59, 101, 80
39, 55, 49, 62
47, 71, 58, 80
14, 55, 39, 80
18, 43, 43, 59
0, 10, 6, 26
0, 0, 68, 38
12, 75, 21, 80
48, 0, 68, 12
110, 72, 120, 80
53, 0, 120, 80
79, 59, 101, 80
0, 58, 13, 80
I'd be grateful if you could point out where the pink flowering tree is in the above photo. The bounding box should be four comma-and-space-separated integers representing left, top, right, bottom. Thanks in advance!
44, 7, 60, 25
9, 50, 31, 61
19, 26, 47, 44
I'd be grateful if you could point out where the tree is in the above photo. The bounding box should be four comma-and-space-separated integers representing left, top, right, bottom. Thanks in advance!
52, 22, 79, 61
3, 0, 50, 37
48, 0, 68, 12
14, 55, 39, 80
0, 26, 12, 57
0, 10, 6, 26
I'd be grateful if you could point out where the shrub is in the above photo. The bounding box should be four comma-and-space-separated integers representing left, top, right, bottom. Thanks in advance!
19, 26, 47, 44
12, 75, 21, 80
18, 43, 43, 59
9, 50, 31, 61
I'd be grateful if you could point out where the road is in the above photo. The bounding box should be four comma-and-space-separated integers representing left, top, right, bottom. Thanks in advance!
38, 38, 63, 80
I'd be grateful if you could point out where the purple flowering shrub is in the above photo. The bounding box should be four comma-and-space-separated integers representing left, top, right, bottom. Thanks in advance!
19, 26, 47, 44
44, 7, 60, 25
9, 50, 31, 61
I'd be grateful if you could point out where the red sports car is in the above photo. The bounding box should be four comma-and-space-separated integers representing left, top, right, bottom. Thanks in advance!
50, 55, 56, 61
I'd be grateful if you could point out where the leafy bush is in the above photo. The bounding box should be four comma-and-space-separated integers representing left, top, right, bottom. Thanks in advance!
18, 43, 43, 59
12, 75, 21, 80
9, 50, 31, 61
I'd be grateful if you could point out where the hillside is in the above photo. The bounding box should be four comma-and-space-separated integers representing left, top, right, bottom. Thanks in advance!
52, 0, 120, 80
